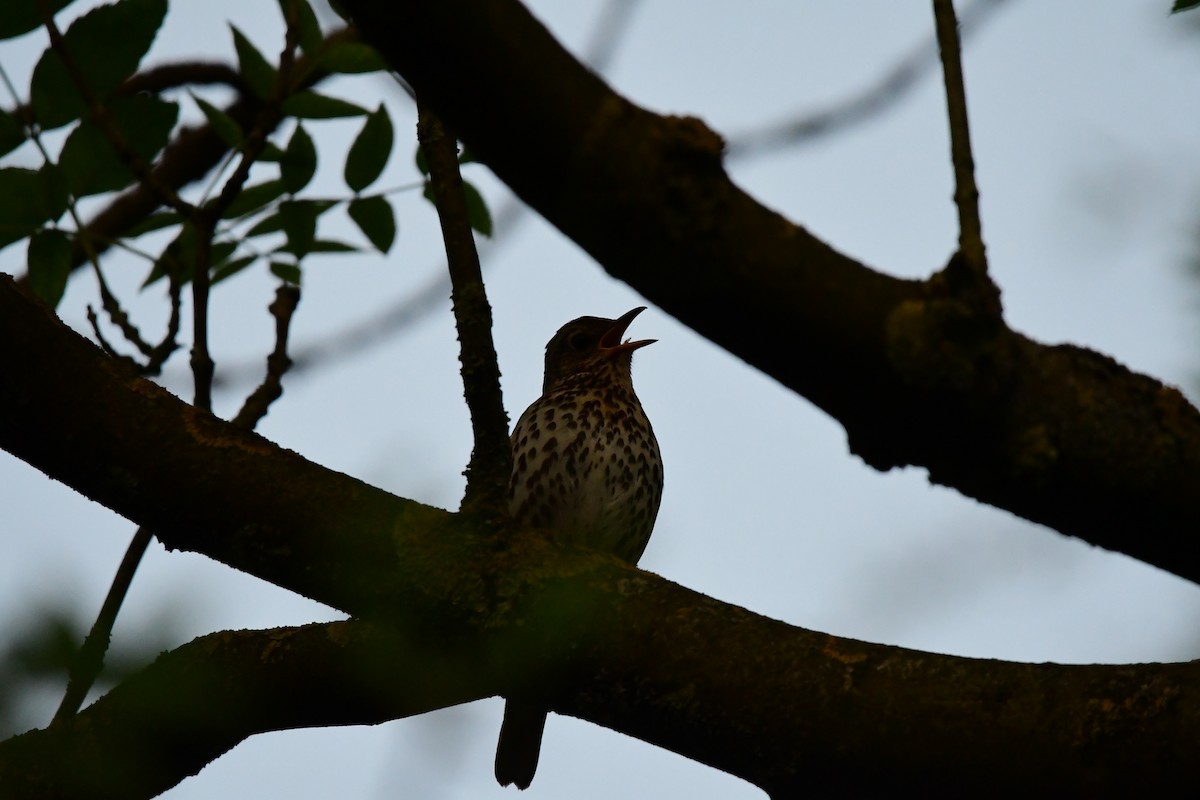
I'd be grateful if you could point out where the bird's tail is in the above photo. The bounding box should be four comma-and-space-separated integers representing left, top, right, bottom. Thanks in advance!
495, 700, 548, 790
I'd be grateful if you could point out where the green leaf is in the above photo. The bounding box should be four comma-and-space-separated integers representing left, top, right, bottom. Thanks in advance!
30, 0, 168, 130
414, 143, 429, 176
0, 167, 66, 248
275, 0, 322, 54
344, 104, 393, 192
348, 195, 396, 253
280, 124, 317, 193
257, 142, 287, 162
125, 210, 180, 237
315, 42, 388, 74
211, 254, 257, 285
26, 228, 72, 308
220, 179, 287, 219
275, 238, 357, 255
270, 261, 302, 285
58, 95, 178, 197
143, 224, 236, 287
192, 94, 242, 149
231, 25, 277, 100
1171, 0, 1200, 12
281, 90, 366, 119
0, 109, 26, 158
277, 199, 318, 257
462, 180, 493, 237
245, 211, 285, 238
0, 0, 77, 41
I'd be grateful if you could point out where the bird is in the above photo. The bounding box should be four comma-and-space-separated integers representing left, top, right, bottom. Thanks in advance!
495, 306, 664, 790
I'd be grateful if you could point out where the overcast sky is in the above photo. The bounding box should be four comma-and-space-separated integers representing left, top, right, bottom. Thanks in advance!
2, 2, 1199, 798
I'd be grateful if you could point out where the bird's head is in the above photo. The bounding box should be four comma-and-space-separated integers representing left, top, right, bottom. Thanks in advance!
542, 306, 655, 393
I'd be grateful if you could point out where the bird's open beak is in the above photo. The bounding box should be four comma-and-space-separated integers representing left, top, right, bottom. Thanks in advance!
600, 306, 656, 355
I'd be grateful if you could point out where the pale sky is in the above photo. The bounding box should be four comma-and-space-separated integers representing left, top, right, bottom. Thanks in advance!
2, 2, 1199, 798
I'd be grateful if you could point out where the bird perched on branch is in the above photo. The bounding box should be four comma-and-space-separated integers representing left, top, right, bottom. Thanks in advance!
495, 306, 664, 790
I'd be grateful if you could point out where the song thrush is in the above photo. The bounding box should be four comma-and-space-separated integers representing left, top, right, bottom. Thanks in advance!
494, 306, 664, 790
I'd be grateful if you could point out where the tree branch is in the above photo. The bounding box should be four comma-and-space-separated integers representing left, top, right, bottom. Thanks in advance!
4, 622, 494, 799
416, 102, 511, 514
2, 267, 1200, 797
933, 0, 989, 280
335, 0, 1200, 585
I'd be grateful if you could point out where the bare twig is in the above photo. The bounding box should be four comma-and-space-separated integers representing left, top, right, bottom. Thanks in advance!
416, 101, 510, 515
932, 0, 988, 278
49, 527, 153, 727
232, 285, 302, 429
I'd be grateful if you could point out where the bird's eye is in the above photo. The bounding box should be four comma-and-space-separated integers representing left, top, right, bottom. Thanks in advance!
567, 331, 590, 351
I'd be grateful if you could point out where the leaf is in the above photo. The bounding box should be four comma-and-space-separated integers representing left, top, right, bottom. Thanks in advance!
275, 238, 357, 255
344, 104, 393, 192
192, 94, 242, 149
277, 199, 318, 257
220, 179, 287, 219
30, 0, 168, 130
348, 195, 396, 253
231, 25, 277, 100
414, 143, 429, 176
26, 229, 72, 308
281, 90, 366, 119
275, 0, 322, 55
211, 254, 257, 285
1171, 0, 1200, 12
125, 210, 180, 237
143, 224, 236, 287
0, 0, 77, 41
0, 167, 66, 248
270, 261, 302, 285
280, 124, 317, 194
315, 42, 388, 74
257, 142, 287, 162
57, 95, 178, 197
461, 180, 493, 237
0, 109, 26, 158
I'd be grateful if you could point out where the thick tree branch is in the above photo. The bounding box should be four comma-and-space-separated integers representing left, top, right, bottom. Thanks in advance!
2, 274, 1200, 797
336, 0, 1200, 585
3, 622, 493, 799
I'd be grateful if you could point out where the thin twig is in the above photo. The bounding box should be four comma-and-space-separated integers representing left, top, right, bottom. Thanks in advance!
50, 527, 153, 726
416, 101, 510, 515
232, 285, 302, 429
933, 0, 988, 278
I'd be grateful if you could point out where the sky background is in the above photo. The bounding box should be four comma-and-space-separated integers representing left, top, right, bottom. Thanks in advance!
2, 1, 1200, 798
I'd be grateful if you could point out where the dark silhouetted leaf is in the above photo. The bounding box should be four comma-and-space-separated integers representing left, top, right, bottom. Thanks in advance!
315, 42, 388, 74
30, 0, 167, 129
220, 179, 287, 219
27, 228, 72, 308
58, 95, 178, 197
0, 109, 26, 158
348, 195, 396, 253
1, 0, 77, 40
270, 261, 302, 284
462, 180, 493, 237
192, 94, 242, 149
231, 25, 277, 100
275, 0, 322, 54
280, 124, 317, 193
0, 167, 66, 248
281, 90, 366, 119
211, 254, 257, 285
344, 104, 392, 192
